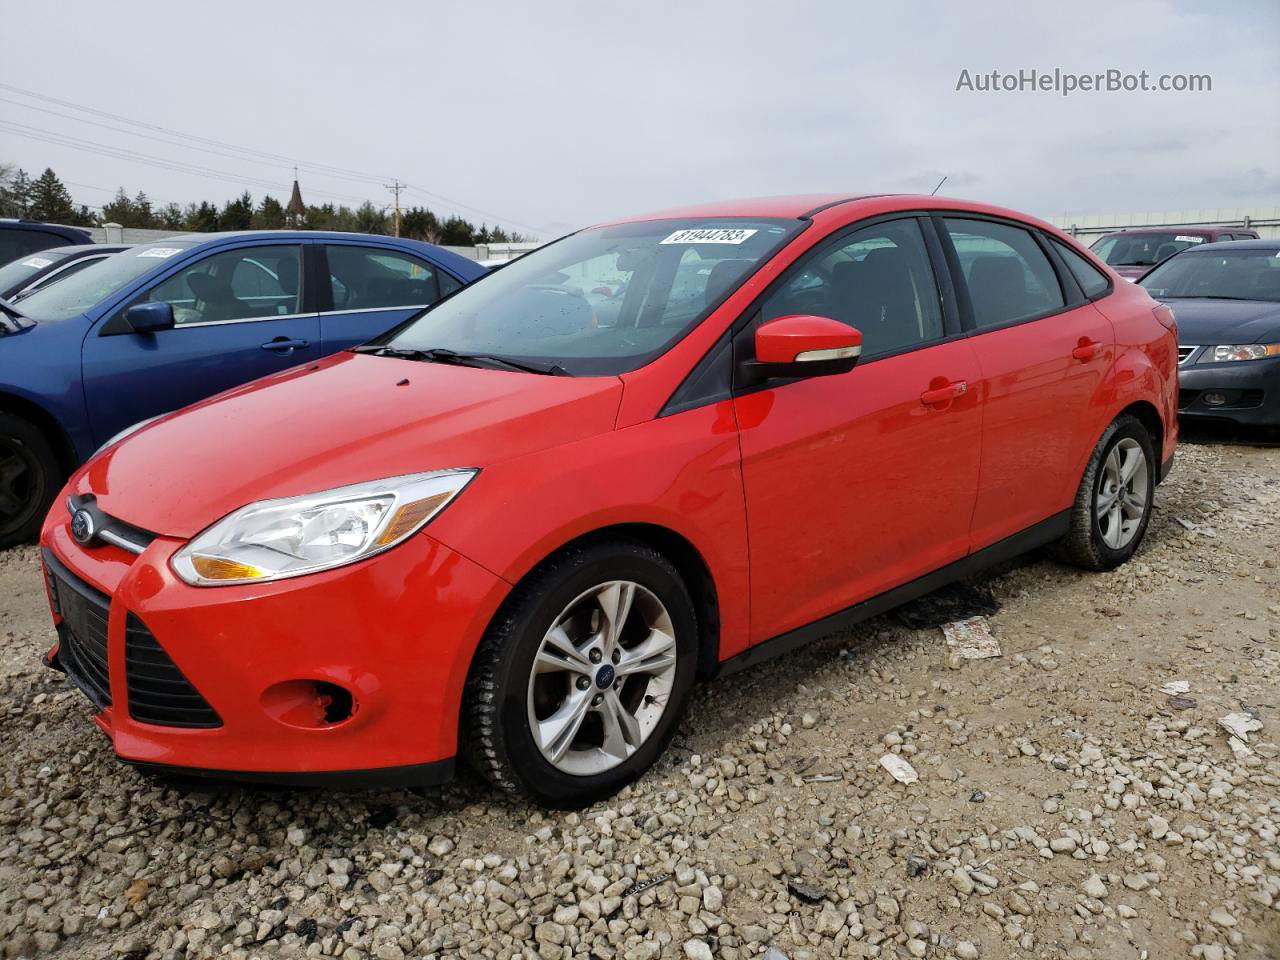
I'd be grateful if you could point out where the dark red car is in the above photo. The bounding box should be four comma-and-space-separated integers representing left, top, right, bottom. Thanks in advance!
1091, 226, 1260, 280
41, 195, 1178, 806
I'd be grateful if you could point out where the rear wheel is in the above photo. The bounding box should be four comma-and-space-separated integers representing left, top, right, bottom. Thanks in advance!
0, 413, 60, 549
463, 540, 697, 807
1052, 414, 1155, 571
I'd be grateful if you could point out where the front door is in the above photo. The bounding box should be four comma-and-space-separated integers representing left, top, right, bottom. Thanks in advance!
82, 243, 320, 445
734, 217, 984, 643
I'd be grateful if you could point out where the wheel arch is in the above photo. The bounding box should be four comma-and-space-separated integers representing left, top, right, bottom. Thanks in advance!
1116, 399, 1164, 473
0, 389, 76, 476
471, 521, 724, 689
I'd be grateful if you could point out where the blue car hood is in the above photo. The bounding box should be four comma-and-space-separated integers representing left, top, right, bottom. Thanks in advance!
1160, 299, 1280, 345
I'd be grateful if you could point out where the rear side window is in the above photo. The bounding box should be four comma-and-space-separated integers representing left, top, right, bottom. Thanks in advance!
943, 218, 1065, 329
1050, 239, 1111, 299
326, 246, 439, 311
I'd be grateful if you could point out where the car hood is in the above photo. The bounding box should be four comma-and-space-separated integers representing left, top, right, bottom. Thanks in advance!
79, 352, 624, 538
1158, 299, 1280, 345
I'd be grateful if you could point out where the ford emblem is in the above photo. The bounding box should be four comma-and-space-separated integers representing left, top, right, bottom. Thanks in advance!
70, 509, 96, 545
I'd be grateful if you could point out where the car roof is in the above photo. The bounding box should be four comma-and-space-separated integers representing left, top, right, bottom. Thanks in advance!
36, 243, 130, 256
1178, 238, 1280, 252
163, 230, 440, 244
600, 194, 897, 224
1099, 226, 1251, 237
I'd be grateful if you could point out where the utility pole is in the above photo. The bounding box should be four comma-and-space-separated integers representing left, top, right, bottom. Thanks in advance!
385, 179, 404, 236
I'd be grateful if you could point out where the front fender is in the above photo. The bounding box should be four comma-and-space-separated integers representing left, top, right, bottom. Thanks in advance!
428, 400, 751, 662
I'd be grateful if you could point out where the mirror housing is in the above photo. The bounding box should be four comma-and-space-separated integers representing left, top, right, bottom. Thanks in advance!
750, 314, 862, 380
124, 301, 175, 333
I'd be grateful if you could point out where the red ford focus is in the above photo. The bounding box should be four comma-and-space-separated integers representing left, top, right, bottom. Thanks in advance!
41, 195, 1178, 807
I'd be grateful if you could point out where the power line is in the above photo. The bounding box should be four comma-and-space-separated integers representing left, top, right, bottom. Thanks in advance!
0, 120, 374, 204
0, 81, 395, 185
1, 82, 545, 235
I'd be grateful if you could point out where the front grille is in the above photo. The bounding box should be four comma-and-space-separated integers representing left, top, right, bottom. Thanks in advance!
44, 551, 112, 709
66, 494, 157, 556
1178, 345, 1196, 365
124, 615, 222, 728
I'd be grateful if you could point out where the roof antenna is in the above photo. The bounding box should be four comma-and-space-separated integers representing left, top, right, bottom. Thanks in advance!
930, 175, 947, 196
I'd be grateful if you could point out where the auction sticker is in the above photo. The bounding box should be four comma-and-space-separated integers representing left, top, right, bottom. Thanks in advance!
1174, 235, 1205, 243
137, 247, 184, 258
661, 228, 758, 245
21, 256, 53, 269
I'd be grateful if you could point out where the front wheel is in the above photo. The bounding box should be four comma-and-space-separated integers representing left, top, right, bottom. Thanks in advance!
1052, 414, 1156, 571
0, 413, 61, 550
463, 540, 697, 807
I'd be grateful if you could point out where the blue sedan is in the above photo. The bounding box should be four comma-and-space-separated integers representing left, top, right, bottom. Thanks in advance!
0, 231, 485, 546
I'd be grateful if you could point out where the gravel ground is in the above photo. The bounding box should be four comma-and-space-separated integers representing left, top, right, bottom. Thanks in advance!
1, 432, 1278, 960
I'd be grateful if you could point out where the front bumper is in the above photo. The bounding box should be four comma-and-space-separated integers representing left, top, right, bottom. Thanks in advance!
1178, 353, 1280, 426
39, 501, 510, 787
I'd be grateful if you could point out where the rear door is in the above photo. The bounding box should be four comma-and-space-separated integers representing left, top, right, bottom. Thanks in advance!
937, 216, 1114, 550
317, 242, 447, 350
81, 242, 320, 444
734, 216, 984, 642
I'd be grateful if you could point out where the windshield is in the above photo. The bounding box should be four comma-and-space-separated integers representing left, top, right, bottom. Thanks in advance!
379, 218, 801, 375
1140, 248, 1280, 302
17, 242, 197, 322
1091, 231, 1206, 268
0, 249, 71, 293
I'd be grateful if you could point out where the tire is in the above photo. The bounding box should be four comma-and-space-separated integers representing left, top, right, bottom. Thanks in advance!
0, 413, 61, 550
463, 539, 698, 808
1051, 414, 1156, 571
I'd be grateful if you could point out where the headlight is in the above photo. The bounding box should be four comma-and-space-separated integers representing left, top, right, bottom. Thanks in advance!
172, 470, 476, 586
1202, 343, 1280, 363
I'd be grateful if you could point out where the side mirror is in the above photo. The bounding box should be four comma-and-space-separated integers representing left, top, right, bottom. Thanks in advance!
124, 301, 175, 333
750, 314, 862, 379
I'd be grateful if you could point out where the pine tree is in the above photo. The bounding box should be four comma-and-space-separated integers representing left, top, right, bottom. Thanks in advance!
133, 191, 154, 228
158, 203, 185, 229
3, 169, 33, 217
354, 201, 387, 234
188, 201, 220, 232
27, 168, 76, 223
220, 191, 254, 230
255, 195, 286, 229
101, 188, 136, 226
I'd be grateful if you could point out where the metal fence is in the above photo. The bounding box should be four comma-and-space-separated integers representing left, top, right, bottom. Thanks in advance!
1047, 207, 1280, 240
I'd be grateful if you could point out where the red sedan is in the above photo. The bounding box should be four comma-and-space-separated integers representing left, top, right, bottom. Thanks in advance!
40, 195, 1178, 807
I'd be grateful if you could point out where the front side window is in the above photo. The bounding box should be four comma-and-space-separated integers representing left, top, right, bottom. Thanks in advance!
16, 242, 198, 323
1051, 238, 1111, 299
381, 219, 801, 375
944, 218, 1065, 328
758, 218, 944, 358
142, 245, 302, 325
1140, 249, 1280, 302
326, 245, 440, 311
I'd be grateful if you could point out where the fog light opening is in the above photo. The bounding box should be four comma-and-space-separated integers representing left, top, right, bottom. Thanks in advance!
1203, 391, 1227, 407
315, 682, 353, 725
260, 679, 359, 729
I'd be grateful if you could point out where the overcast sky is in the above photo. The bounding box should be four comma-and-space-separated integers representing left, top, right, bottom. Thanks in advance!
3, 0, 1277, 238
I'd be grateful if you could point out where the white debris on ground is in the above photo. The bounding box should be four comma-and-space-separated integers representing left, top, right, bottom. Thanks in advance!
942, 616, 1002, 668
0, 437, 1278, 959
878, 754, 920, 785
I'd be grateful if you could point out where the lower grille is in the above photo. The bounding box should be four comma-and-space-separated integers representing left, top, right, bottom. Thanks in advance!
44, 552, 112, 709
125, 615, 222, 728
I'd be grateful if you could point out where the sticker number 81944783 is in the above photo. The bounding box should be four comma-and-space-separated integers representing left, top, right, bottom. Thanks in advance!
660, 228, 758, 245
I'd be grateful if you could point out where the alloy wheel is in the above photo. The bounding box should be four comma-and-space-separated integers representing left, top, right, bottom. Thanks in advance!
1096, 437, 1149, 550
526, 580, 678, 776
0, 438, 34, 528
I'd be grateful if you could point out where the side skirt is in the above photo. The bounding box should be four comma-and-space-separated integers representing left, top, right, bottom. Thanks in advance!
716, 510, 1070, 678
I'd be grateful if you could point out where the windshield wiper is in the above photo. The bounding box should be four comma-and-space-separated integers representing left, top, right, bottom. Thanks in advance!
0, 296, 27, 320
1192, 295, 1255, 301
352, 344, 568, 376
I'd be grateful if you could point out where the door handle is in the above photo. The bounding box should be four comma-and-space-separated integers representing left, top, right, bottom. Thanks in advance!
920, 380, 968, 406
1071, 338, 1101, 362
261, 337, 309, 353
